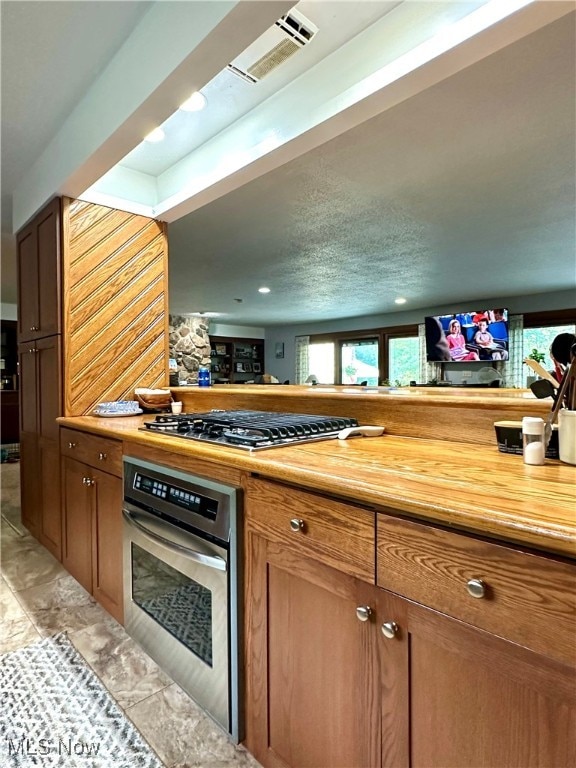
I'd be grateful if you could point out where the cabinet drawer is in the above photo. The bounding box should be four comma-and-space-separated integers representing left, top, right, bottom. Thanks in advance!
245, 477, 375, 582
377, 514, 576, 665
60, 428, 122, 477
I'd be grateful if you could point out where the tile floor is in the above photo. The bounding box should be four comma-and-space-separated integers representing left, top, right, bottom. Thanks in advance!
0, 462, 261, 768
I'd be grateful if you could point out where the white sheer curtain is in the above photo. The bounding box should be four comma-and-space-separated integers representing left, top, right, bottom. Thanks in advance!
419, 323, 442, 383
418, 324, 427, 383
294, 335, 310, 384
505, 314, 524, 388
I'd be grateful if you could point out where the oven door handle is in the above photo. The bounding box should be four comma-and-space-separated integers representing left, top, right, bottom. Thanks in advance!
122, 506, 227, 571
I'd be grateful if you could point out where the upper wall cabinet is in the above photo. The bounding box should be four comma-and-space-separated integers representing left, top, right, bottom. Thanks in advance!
17, 198, 61, 343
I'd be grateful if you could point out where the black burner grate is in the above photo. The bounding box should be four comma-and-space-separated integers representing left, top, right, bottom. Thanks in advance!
142, 410, 359, 450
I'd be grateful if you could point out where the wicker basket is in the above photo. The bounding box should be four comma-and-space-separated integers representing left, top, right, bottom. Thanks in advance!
134, 388, 173, 411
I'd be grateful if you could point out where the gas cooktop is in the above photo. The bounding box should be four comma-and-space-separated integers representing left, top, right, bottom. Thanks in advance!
141, 410, 359, 451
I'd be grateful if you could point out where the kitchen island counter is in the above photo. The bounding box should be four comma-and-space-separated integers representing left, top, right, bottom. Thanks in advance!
58, 413, 576, 559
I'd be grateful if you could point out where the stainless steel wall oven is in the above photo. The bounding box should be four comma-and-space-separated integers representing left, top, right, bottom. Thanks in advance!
122, 457, 242, 741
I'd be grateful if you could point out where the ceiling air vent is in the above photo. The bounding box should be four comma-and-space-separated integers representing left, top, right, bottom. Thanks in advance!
226, 8, 318, 84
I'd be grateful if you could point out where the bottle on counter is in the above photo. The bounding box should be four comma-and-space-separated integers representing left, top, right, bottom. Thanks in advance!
198, 366, 211, 387
522, 417, 545, 465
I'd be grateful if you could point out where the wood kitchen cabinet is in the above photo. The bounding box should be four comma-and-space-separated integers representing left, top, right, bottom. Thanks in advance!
17, 197, 61, 343
61, 429, 123, 623
244, 477, 381, 768
17, 334, 62, 556
16, 195, 167, 561
244, 477, 576, 768
396, 596, 576, 767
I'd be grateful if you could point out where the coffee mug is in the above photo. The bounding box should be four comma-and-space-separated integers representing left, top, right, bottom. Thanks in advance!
558, 410, 576, 465
171, 401, 183, 415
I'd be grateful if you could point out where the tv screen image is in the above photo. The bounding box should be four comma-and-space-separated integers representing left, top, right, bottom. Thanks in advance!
425, 309, 509, 363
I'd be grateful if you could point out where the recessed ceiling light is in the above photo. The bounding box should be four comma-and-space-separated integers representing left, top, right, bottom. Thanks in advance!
258, 287, 271, 294
144, 127, 165, 143
395, 297, 407, 305
179, 91, 207, 112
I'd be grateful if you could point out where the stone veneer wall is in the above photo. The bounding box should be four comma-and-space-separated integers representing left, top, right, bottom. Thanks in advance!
169, 315, 211, 383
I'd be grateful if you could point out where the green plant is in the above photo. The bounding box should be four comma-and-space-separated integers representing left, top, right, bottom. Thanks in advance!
528, 348, 545, 364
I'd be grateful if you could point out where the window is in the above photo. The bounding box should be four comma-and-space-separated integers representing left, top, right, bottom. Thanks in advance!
308, 342, 335, 384
523, 325, 575, 371
522, 309, 575, 381
340, 339, 379, 385
309, 324, 419, 385
388, 335, 420, 385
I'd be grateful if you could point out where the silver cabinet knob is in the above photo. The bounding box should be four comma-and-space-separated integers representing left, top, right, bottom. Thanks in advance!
98, 452, 107, 461
381, 621, 399, 639
466, 579, 486, 599
68, 442, 76, 449
82, 477, 94, 486
356, 606, 373, 622
290, 518, 305, 532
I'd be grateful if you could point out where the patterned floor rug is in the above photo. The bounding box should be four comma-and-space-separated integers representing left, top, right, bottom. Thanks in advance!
0, 633, 164, 767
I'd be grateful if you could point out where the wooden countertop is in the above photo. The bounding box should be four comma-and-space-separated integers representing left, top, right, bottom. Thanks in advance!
58, 414, 576, 559
172, 384, 548, 408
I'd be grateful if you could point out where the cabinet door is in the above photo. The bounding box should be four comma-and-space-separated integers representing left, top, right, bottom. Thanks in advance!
39, 439, 61, 559
19, 432, 40, 536
62, 456, 93, 593
36, 199, 61, 338
17, 223, 39, 342
91, 467, 123, 623
397, 595, 576, 768
16, 199, 60, 342
245, 534, 383, 768
36, 335, 61, 441
18, 341, 38, 434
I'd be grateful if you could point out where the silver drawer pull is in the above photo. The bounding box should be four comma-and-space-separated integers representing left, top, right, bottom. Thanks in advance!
290, 518, 305, 532
466, 578, 486, 599
68, 442, 77, 449
82, 477, 94, 486
98, 452, 107, 461
356, 606, 373, 622
381, 621, 399, 639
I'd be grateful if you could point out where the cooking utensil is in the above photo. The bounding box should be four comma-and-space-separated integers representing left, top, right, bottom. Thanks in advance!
523, 358, 560, 388
529, 379, 556, 400
337, 425, 385, 439
544, 355, 576, 447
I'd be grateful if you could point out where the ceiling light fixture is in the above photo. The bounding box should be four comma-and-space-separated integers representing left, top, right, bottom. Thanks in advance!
395, 297, 407, 305
179, 91, 207, 112
144, 127, 165, 143
258, 287, 271, 294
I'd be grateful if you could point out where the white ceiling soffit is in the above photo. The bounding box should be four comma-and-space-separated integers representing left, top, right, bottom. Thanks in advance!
81, 0, 572, 223
10, 0, 296, 233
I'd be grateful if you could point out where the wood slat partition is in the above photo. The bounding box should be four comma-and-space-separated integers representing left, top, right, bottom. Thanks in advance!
62, 198, 168, 415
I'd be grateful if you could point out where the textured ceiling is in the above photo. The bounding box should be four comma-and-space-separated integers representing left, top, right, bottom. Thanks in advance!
167, 14, 576, 325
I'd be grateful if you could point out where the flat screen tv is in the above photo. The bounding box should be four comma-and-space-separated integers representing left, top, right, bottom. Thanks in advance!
425, 309, 509, 363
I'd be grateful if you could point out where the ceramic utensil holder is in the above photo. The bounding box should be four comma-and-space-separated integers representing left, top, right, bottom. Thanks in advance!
558, 410, 576, 465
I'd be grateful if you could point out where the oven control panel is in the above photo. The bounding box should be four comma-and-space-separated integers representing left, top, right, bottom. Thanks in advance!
133, 472, 218, 521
